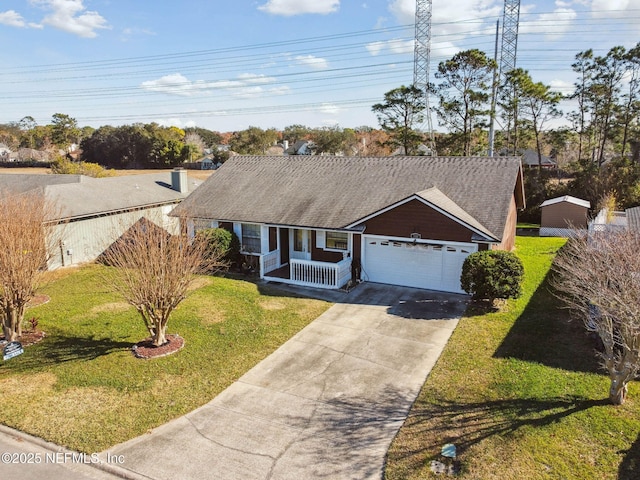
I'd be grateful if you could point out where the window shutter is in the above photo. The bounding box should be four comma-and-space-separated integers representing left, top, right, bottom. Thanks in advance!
316, 230, 325, 248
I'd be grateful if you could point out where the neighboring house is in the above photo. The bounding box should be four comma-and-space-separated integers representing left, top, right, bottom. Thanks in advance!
16, 148, 51, 162
499, 148, 556, 169
265, 144, 285, 156
0, 143, 12, 161
0, 169, 192, 269
284, 140, 315, 155
540, 195, 591, 237
520, 149, 556, 169
197, 157, 222, 170
173, 156, 525, 294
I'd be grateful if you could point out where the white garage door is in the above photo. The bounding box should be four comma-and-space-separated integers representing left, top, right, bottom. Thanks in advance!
363, 237, 477, 293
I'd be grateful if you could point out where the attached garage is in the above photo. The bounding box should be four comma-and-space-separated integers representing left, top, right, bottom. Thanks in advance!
363, 236, 477, 294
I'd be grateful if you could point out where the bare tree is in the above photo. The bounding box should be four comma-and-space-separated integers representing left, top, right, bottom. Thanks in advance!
100, 217, 223, 347
0, 191, 60, 342
552, 229, 640, 405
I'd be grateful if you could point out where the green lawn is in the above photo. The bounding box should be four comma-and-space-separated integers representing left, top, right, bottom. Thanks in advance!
385, 236, 640, 480
0, 265, 330, 452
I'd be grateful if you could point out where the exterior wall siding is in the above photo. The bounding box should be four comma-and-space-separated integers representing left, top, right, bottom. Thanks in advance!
492, 195, 517, 251
358, 199, 474, 243
48, 205, 179, 270
541, 202, 589, 229
310, 231, 344, 263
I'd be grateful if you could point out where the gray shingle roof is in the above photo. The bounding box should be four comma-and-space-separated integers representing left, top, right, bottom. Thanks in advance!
175, 155, 523, 242
0, 174, 83, 194
0, 173, 189, 221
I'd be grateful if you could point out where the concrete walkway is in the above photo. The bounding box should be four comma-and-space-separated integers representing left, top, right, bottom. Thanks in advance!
103, 283, 467, 480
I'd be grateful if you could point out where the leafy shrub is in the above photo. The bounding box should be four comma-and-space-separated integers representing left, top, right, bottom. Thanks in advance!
460, 250, 524, 302
51, 156, 114, 177
197, 228, 240, 265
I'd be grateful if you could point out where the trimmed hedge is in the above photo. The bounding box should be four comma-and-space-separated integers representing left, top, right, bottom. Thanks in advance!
460, 250, 524, 302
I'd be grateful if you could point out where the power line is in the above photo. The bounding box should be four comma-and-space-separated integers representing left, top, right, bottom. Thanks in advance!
2, 9, 640, 127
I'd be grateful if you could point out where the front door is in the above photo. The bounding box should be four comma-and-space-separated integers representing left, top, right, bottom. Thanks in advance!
279, 228, 290, 265
291, 229, 311, 260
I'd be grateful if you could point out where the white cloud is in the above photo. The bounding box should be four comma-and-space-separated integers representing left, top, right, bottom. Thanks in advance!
269, 86, 291, 95
431, 40, 464, 60
320, 103, 341, 115
366, 41, 385, 56
120, 27, 156, 42
238, 73, 278, 84
388, 0, 414, 24
520, 7, 577, 40
141, 73, 280, 98
549, 79, 573, 94
154, 118, 198, 129
234, 86, 265, 99
591, 0, 640, 18
366, 38, 414, 56
388, 0, 502, 59
295, 55, 330, 69
32, 0, 110, 38
258, 0, 339, 16
0, 10, 26, 27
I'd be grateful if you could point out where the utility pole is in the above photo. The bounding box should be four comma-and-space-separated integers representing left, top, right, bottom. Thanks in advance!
488, 20, 500, 157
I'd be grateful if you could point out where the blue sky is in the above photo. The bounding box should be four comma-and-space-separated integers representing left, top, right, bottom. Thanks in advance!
0, 0, 639, 132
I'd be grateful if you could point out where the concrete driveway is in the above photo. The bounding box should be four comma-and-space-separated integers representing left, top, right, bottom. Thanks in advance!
103, 282, 467, 480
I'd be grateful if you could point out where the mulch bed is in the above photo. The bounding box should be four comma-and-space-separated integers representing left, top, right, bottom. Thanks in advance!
0, 330, 46, 347
132, 334, 185, 359
0, 293, 50, 348
27, 294, 51, 308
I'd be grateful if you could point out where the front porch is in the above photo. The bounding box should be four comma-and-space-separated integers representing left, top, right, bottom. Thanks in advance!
261, 249, 352, 289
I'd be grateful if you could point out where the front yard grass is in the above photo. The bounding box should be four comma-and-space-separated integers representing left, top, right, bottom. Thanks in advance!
385, 236, 640, 480
0, 265, 330, 453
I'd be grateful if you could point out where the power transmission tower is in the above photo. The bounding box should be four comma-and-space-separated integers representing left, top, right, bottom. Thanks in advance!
413, 0, 435, 154
498, 0, 521, 155
499, 0, 521, 79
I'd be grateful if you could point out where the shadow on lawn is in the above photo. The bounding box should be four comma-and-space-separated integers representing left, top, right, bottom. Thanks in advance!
493, 270, 601, 374
618, 431, 640, 480
396, 396, 608, 459
9, 334, 131, 371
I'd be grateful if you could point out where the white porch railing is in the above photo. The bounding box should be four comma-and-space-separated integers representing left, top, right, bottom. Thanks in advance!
260, 249, 280, 275
290, 257, 352, 289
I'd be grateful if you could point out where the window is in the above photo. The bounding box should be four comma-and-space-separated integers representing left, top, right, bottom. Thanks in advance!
326, 231, 348, 250
241, 224, 261, 253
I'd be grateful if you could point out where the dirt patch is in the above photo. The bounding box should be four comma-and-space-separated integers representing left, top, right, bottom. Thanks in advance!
0, 372, 57, 396
188, 277, 214, 292
27, 294, 50, 308
132, 334, 184, 359
258, 298, 287, 310
199, 308, 226, 325
90, 302, 132, 314
0, 167, 50, 175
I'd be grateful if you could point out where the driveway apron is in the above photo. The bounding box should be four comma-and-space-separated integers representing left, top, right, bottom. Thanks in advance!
105, 283, 467, 480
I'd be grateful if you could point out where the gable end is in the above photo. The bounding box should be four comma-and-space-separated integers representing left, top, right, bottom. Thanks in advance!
353, 198, 487, 243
